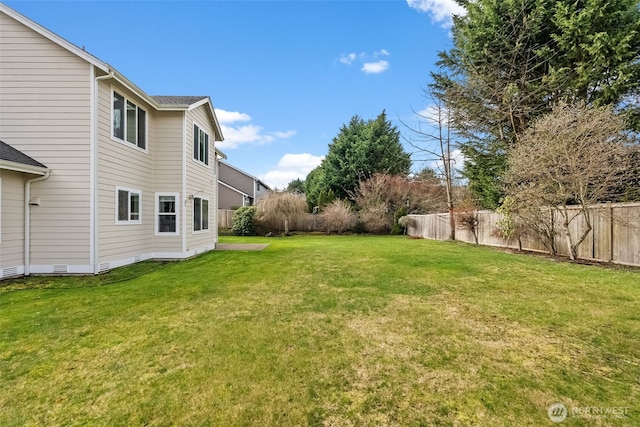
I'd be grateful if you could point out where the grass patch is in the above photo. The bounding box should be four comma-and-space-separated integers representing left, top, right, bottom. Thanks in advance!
1, 236, 639, 426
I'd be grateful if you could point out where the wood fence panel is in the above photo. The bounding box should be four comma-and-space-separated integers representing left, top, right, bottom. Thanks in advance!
408, 203, 640, 267
218, 209, 235, 228
613, 204, 640, 266
592, 206, 612, 262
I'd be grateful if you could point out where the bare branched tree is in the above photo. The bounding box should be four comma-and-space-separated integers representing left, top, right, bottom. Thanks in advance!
505, 102, 636, 259
255, 191, 308, 235
349, 173, 446, 233
403, 85, 458, 239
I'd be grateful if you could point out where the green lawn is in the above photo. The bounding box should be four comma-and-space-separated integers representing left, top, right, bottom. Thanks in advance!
1, 236, 639, 426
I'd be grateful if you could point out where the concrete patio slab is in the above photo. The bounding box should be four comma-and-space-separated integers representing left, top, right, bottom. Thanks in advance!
215, 243, 269, 251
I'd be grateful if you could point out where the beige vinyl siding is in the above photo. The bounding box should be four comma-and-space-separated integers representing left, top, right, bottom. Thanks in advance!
0, 171, 25, 269
96, 81, 154, 263
152, 110, 184, 253
0, 12, 92, 266
186, 106, 217, 251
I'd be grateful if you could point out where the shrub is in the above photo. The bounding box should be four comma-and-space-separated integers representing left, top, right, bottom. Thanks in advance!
255, 191, 308, 234
232, 206, 256, 236
320, 199, 357, 234
390, 206, 408, 235
358, 201, 391, 234
397, 215, 416, 235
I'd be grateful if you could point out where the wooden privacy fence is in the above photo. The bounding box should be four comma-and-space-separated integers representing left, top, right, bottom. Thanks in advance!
218, 209, 318, 231
218, 209, 235, 228
407, 202, 640, 267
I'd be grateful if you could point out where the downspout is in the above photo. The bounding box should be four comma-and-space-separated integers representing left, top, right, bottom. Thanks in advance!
182, 111, 187, 255
213, 152, 219, 246
24, 170, 51, 276
93, 70, 115, 273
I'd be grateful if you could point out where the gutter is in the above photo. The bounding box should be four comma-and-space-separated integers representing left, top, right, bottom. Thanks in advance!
24, 170, 51, 276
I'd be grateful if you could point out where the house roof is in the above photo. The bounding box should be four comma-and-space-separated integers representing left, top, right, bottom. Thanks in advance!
150, 96, 225, 143
0, 140, 49, 174
151, 96, 209, 106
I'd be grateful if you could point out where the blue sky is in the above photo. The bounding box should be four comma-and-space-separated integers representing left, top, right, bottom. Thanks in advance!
5, 0, 465, 188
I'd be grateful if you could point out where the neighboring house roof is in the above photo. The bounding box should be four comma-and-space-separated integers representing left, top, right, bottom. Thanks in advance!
219, 180, 251, 198
0, 140, 48, 174
218, 160, 271, 191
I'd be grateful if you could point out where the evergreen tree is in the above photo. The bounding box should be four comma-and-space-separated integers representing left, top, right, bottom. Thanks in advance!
320, 111, 411, 200
433, 0, 640, 208
286, 178, 305, 194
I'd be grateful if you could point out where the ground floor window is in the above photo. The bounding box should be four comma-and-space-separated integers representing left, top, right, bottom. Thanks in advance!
116, 187, 141, 224
193, 197, 209, 232
156, 193, 179, 234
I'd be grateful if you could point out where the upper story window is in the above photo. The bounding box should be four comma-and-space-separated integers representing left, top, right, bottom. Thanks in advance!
113, 91, 146, 150
193, 124, 209, 165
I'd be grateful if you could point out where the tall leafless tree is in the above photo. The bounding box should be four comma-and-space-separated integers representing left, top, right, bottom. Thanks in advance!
404, 86, 458, 240
505, 102, 637, 259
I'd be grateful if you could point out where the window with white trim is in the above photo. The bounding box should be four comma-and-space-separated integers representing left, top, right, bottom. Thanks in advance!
116, 187, 141, 224
193, 197, 209, 232
193, 124, 209, 165
113, 91, 146, 149
156, 193, 179, 234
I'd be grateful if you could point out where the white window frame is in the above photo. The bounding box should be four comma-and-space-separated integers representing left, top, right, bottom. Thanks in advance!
112, 89, 147, 152
193, 123, 210, 166
193, 196, 209, 233
155, 192, 180, 236
115, 186, 142, 225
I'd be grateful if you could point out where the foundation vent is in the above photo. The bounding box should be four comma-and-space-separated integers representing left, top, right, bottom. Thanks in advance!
53, 264, 68, 274
2, 267, 19, 279
98, 263, 110, 273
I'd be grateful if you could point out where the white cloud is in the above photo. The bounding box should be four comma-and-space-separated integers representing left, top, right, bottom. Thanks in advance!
216, 109, 251, 124
416, 104, 450, 125
216, 108, 296, 150
362, 60, 390, 74
406, 0, 466, 27
431, 148, 466, 173
340, 53, 357, 65
259, 153, 324, 190
338, 50, 391, 74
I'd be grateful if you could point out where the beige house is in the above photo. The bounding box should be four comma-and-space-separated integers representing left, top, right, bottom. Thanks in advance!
218, 161, 271, 209
0, 3, 225, 279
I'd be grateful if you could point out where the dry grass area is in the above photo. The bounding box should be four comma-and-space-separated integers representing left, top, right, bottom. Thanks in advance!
1, 235, 639, 426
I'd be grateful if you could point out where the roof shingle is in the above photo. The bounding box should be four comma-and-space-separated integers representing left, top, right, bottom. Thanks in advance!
151, 96, 209, 106
0, 140, 47, 168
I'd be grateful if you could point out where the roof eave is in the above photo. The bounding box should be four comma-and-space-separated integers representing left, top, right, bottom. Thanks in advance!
0, 159, 49, 175
216, 147, 228, 160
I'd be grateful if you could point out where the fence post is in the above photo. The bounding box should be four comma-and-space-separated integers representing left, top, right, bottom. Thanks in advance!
608, 201, 614, 262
